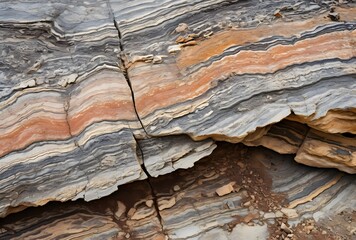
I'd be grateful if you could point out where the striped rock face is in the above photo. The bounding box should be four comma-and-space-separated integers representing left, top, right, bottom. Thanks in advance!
0, 0, 215, 217
120, 1, 356, 140
0, 144, 355, 239
0, 1, 147, 217
116, 0, 356, 170
0, 0, 355, 227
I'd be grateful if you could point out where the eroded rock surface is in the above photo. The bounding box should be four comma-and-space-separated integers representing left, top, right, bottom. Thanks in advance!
0, 0, 355, 228
0, 144, 354, 239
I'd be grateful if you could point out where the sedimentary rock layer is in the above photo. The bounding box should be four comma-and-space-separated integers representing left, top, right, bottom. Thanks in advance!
295, 129, 356, 174
0, 181, 165, 240
118, 1, 356, 143
1, 144, 354, 239
243, 120, 309, 154
243, 120, 356, 173
139, 135, 216, 177
0, 0, 355, 221
0, 0, 223, 217
0, 1, 149, 217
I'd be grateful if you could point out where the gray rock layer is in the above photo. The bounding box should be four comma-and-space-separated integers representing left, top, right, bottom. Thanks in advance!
0, 0, 355, 220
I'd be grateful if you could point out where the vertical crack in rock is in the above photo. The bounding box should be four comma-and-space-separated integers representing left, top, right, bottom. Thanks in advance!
107, 0, 149, 137
134, 136, 168, 237
64, 96, 79, 148
106, 2, 166, 235
63, 95, 91, 199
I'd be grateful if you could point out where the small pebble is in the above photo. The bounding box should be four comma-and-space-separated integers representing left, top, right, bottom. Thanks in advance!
175, 23, 188, 33
264, 212, 276, 219
281, 223, 292, 234
243, 201, 251, 207
167, 45, 181, 54
127, 208, 136, 218
145, 200, 154, 208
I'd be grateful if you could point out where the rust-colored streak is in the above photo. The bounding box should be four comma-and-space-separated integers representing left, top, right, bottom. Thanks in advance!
135, 30, 355, 116
177, 7, 356, 70
192, 31, 354, 86
0, 119, 71, 158
0, 100, 136, 157
68, 101, 135, 136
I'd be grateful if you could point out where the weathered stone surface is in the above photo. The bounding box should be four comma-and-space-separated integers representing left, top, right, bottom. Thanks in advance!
0, 1, 147, 217
0, 181, 166, 240
243, 120, 309, 154
119, 0, 356, 142
0, 0, 214, 217
244, 120, 356, 173
113, 0, 356, 172
295, 129, 356, 174
287, 109, 356, 134
1, 144, 354, 239
0, 0, 355, 231
139, 135, 216, 177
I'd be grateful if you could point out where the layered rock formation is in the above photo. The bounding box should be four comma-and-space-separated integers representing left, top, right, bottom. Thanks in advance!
0, 0, 215, 217
245, 120, 356, 173
1, 144, 355, 239
0, 0, 355, 236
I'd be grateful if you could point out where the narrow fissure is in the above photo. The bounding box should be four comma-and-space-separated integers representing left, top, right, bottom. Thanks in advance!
63, 95, 91, 199
108, 1, 149, 136
107, 1, 166, 235
134, 136, 168, 237
63, 96, 79, 148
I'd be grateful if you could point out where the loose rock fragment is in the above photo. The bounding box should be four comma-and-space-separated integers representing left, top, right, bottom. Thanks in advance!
281, 208, 298, 218
264, 212, 276, 219
281, 223, 292, 234
216, 182, 236, 196
15, 79, 37, 89
127, 207, 137, 218
243, 212, 259, 223
181, 40, 197, 47
175, 23, 188, 33
243, 201, 251, 207
173, 185, 181, 191
145, 200, 154, 208
168, 45, 181, 54
274, 9, 283, 18
115, 201, 126, 219
58, 73, 78, 87
328, 12, 340, 21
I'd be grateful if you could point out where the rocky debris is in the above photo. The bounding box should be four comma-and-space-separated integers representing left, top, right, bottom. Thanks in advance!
158, 197, 176, 211
115, 201, 126, 219
328, 7, 340, 21
281, 222, 293, 234
216, 182, 236, 196
280, 208, 298, 219
264, 212, 276, 219
173, 185, 181, 191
